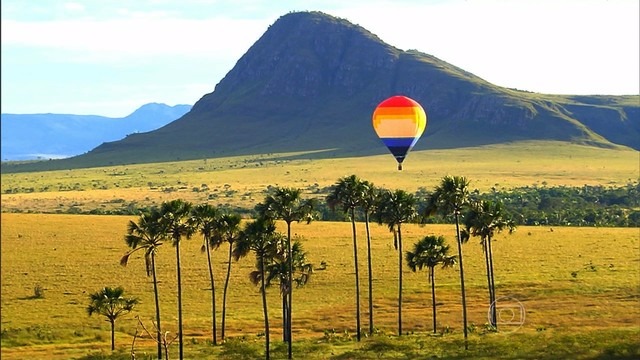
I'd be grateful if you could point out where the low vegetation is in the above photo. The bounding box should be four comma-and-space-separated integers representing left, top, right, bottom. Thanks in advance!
2, 143, 638, 226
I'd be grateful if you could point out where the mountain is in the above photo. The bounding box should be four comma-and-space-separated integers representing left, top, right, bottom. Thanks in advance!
1, 103, 191, 161
3, 11, 638, 172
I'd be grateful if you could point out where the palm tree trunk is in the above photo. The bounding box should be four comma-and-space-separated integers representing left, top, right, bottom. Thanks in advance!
350, 208, 361, 341
222, 243, 233, 340
260, 255, 270, 360
110, 319, 115, 351
176, 242, 184, 360
286, 222, 293, 360
397, 223, 403, 336
205, 242, 217, 345
454, 214, 468, 350
487, 236, 497, 329
393, 228, 398, 250
151, 254, 163, 359
430, 267, 437, 334
365, 212, 374, 335
282, 296, 288, 342
482, 237, 493, 326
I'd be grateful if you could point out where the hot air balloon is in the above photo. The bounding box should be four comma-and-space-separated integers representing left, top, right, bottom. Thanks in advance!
372, 95, 427, 170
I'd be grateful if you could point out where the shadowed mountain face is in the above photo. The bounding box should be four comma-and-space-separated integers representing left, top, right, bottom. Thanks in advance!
4, 11, 638, 172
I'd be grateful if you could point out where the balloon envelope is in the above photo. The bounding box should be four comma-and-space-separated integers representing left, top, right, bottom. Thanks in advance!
372, 95, 427, 170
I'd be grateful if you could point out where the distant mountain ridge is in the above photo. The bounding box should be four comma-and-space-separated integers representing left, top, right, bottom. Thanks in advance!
3, 11, 638, 172
1, 103, 191, 161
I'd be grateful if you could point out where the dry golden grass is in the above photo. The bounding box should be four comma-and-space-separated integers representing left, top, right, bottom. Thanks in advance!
1, 213, 638, 359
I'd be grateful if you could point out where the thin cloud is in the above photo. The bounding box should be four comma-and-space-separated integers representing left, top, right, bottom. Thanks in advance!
2, 17, 268, 62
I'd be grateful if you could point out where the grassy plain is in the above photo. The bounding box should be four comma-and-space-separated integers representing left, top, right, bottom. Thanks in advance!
1, 141, 639, 359
1, 215, 639, 359
1, 141, 638, 214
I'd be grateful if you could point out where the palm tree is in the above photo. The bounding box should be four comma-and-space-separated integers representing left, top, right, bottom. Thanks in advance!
217, 212, 242, 340
375, 189, 418, 336
263, 230, 290, 342
461, 199, 516, 329
121, 207, 165, 360
405, 235, 457, 333
360, 180, 378, 335
287, 239, 313, 289
87, 286, 138, 351
425, 175, 471, 349
263, 235, 313, 342
256, 187, 317, 359
234, 217, 280, 360
160, 199, 194, 360
190, 203, 221, 345
326, 174, 364, 341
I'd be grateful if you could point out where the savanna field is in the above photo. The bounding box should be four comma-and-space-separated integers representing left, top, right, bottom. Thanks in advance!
1, 142, 639, 359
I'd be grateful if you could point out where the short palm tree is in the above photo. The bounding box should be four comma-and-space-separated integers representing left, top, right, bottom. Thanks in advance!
425, 175, 471, 348
326, 174, 364, 341
288, 239, 313, 289
87, 286, 138, 351
462, 199, 516, 329
217, 212, 242, 340
256, 187, 316, 359
121, 207, 165, 359
234, 217, 280, 360
406, 235, 457, 333
160, 199, 194, 360
375, 189, 418, 336
263, 235, 313, 341
190, 203, 221, 345
264, 231, 291, 342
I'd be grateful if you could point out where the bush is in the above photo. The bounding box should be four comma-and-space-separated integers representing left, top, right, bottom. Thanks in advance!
33, 284, 45, 299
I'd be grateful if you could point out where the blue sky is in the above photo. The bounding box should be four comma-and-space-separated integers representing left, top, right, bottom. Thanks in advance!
2, 0, 638, 117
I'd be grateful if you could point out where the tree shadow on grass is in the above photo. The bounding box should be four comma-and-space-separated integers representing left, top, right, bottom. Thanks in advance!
589, 342, 640, 360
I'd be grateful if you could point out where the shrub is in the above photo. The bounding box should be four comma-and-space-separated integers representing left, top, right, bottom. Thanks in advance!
33, 284, 45, 299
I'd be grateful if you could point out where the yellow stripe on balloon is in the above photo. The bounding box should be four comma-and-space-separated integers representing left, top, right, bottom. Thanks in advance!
373, 116, 423, 138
